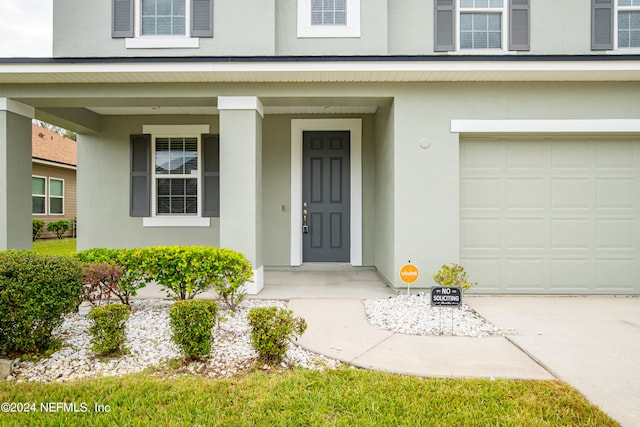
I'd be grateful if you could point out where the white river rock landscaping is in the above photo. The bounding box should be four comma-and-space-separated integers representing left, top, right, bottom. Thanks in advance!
8, 299, 339, 383
365, 294, 503, 337
9, 294, 502, 383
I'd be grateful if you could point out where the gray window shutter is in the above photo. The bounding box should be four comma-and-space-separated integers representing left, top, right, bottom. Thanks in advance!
434, 0, 456, 52
509, 0, 530, 51
592, 0, 613, 50
112, 0, 134, 38
130, 134, 151, 217
191, 0, 214, 37
202, 134, 220, 217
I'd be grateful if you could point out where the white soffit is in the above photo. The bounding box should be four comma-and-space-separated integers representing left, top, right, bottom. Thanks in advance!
0, 60, 639, 83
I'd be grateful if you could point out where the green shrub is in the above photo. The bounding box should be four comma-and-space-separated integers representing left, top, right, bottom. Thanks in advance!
136, 246, 253, 303
32, 219, 45, 241
248, 306, 307, 365
88, 304, 130, 356
81, 262, 124, 306
0, 251, 83, 356
432, 263, 477, 291
169, 299, 218, 360
75, 248, 148, 305
46, 220, 70, 239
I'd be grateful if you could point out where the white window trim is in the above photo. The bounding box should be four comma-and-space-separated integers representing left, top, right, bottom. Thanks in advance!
456, 0, 508, 53
32, 175, 47, 216
613, 1, 640, 51
48, 178, 65, 216
126, 0, 199, 49
290, 118, 362, 266
142, 124, 211, 228
297, 0, 361, 38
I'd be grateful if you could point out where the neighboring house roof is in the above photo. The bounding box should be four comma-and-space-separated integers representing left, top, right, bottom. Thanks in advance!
32, 124, 76, 167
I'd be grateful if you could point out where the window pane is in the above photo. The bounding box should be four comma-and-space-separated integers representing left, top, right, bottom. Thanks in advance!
141, 0, 185, 35
50, 198, 63, 215
142, 0, 155, 15
619, 0, 631, 6
50, 179, 63, 197
32, 177, 45, 195
460, 12, 501, 49
173, 0, 185, 15
157, 0, 171, 16
311, 0, 346, 26
32, 197, 45, 214
142, 17, 156, 35
156, 178, 197, 215
619, 12, 640, 48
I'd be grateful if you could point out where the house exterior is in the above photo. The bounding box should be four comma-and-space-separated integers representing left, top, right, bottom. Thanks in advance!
32, 124, 77, 239
1, 0, 639, 294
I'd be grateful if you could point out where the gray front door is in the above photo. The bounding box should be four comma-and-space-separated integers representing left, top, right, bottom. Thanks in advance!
303, 131, 350, 262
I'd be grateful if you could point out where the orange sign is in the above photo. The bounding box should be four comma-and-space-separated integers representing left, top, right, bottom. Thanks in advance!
399, 263, 419, 285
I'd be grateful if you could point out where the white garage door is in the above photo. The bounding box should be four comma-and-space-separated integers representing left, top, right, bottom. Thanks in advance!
460, 137, 640, 294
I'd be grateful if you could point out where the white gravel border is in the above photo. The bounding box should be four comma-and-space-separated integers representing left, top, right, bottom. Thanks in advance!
365, 294, 503, 337
8, 299, 340, 383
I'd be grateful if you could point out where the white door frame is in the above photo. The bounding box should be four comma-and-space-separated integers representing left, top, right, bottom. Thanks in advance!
290, 119, 363, 266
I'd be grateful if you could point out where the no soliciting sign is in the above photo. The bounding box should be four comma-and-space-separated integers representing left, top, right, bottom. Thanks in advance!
430, 286, 462, 307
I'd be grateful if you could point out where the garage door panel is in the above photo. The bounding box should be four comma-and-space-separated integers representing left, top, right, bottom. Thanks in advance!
596, 219, 635, 249
596, 178, 635, 209
596, 259, 636, 290
551, 179, 590, 209
504, 259, 547, 290
507, 142, 545, 169
505, 219, 546, 249
506, 179, 546, 209
461, 137, 640, 294
551, 259, 592, 290
463, 258, 501, 292
551, 219, 590, 249
596, 142, 636, 168
461, 219, 500, 249
461, 179, 500, 209
552, 142, 592, 169
461, 141, 502, 169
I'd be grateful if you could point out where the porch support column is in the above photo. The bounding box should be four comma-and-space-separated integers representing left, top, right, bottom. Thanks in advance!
0, 99, 34, 250
218, 96, 264, 294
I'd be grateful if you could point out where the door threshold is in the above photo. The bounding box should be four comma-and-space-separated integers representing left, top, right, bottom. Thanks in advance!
266, 263, 376, 272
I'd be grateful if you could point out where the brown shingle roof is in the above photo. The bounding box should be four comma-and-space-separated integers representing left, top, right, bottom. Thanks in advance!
32, 124, 76, 166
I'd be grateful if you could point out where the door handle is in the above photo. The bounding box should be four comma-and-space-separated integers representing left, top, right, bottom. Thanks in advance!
303, 202, 309, 233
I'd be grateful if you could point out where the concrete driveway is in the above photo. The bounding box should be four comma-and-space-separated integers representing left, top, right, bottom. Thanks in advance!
467, 296, 640, 427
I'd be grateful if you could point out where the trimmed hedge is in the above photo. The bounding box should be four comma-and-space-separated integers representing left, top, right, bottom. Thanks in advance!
88, 304, 130, 356
169, 299, 218, 360
46, 220, 70, 239
0, 251, 83, 356
248, 306, 307, 365
76, 246, 254, 305
75, 248, 148, 305
32, 219, 45, 241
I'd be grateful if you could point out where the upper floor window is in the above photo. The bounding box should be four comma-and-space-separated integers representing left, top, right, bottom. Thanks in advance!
312, 0, 347, 26
618, 0, 640, 48
435, 0, 529, 52
298, 0, 360, 38
112, 0, 213, 48
141, 0, 186, 36
592, 0, 640, 50
459, 0, 505, 49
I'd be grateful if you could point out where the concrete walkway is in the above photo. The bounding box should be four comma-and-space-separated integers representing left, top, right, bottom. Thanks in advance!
256, 270, 639, 427
138, 269, 639, 426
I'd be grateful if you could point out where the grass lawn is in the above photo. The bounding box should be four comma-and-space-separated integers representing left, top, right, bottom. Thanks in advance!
32, 238, 76, 256
0, 368, 618, 426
